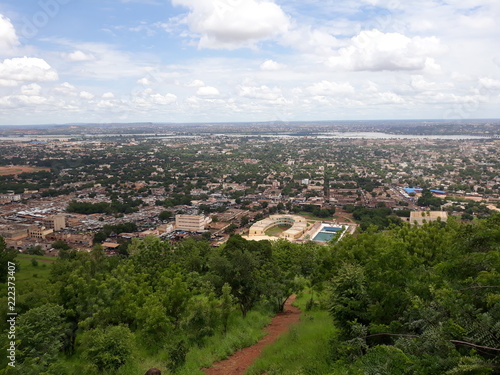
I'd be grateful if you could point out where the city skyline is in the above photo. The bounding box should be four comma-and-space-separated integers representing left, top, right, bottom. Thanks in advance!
1, 0, 500, 125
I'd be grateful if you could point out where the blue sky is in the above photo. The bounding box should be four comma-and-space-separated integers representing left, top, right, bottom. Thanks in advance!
0, 0, 499, 125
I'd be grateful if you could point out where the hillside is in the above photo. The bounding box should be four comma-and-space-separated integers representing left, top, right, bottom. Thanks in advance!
0, 215, 498, 374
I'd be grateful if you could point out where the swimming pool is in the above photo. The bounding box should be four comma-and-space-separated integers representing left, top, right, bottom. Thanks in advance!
312, 226, 344, 242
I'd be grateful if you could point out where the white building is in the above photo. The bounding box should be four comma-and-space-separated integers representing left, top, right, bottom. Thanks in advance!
248, 214, 308, 239
42, 215, 66, 231
175, 214, 211, 232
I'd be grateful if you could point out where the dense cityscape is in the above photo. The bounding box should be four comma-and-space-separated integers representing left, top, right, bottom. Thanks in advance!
1, 0, 500, 373
0, 121, 498, 254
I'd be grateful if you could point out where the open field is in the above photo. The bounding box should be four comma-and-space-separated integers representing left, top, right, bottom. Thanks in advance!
264, 224, 291, 237
0, 165, 50, 176
14, 254, 56, 283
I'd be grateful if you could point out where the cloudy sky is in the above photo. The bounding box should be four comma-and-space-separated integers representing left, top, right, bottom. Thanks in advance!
0, 0, 499, 125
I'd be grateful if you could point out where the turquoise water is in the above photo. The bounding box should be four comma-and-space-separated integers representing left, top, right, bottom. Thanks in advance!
313, 226, 344, 242
322, 226, 343, 232
313, 232, 337, 241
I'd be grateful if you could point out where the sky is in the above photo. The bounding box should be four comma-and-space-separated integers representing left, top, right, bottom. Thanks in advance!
0, 0, 499, 125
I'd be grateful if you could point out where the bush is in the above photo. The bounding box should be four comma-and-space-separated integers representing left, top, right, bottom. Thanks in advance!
81, 326, 134, 371
51, 240, 70, 250
24, 246, 44, 256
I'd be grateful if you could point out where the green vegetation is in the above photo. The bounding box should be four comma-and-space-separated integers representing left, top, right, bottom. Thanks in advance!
92, 222, 138, 245
9, 254, 54, 284
247, 291, 335, 375
417, 188, 445, 209
51, 240, 71, 250
264, 224, 291, 237
159, 210, 173, 221
176, 308, 272, 375
0, 214, 498, 374
0, 236, 320, 374
0, 237, 17, 283
292, 204, 335, 219
327, 214, 500, 374
345, 205, 403, 230
67, 199, 141, 215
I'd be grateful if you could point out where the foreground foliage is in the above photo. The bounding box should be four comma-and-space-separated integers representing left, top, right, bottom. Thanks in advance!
327, 215, 500, 374
0, 214, 498, 374
0, 237, 320, 374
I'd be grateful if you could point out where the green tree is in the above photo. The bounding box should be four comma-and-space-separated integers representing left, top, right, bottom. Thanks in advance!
81, 325, 133, 371
51, 240, 70, 250
209, 235, 271, 317
0, 236, 18, 283
220, 283, 233, 334
137, 295, 173, 349
24, 245, 44, 256
159, 210, 173, 221
224, 223, 238, 234
16, 304, 67, 370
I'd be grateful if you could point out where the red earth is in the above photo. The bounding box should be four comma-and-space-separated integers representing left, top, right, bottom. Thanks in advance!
202, 295, 301, 375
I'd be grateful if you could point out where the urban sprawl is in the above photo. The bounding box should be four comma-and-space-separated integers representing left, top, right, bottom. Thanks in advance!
0, 121, 499, 255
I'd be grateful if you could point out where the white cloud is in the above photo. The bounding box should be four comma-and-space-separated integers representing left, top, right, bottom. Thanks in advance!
0, 57, 58, 83
172, 0, 290, 49
137, 77, 154, 85
196, 86, 220, 96
0, 79, 17, 87
186, 79, 205, 87
51, 40, 156, 81
307, 80, 355, 95
0, 94, 47, 108
0, 15, 19, 55
54, 82, 77, 96
0, 14, 19, 54
132, 88, 177, 107
238, 84, 283, 100
370, 91, 406, 105
280, 25, 343, 55
79, 91, 95, 99
20, 83, 42, 96
102, 92, 115, 98
260, 59, 285, 71
97, 100, 115, 109
479, 77, 500, 90
150, 92, 177, 105
65, 50, 96, 61
410, 75, 437, 91
328, 29, 443, 71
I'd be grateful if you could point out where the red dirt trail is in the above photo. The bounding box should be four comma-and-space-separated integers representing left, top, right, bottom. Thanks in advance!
202, 295, 301, 375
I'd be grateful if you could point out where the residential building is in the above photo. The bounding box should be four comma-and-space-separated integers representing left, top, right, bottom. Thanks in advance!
175, 214, 211, 232
42, 215, 66, 231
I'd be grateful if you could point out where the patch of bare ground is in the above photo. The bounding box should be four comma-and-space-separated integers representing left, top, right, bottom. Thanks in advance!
202, 295, 301, 375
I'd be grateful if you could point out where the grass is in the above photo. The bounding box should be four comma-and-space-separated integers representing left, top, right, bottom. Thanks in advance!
0, 254, 55, 294
55, 307, 274, 375
176, 307, 273, 375
245, 292, 336, 375
264, 225, 291, 237
2, 252, 275, 375
14, 254, 55, 283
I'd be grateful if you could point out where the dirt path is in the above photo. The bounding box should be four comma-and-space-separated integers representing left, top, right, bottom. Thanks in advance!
203, 295, 301, 375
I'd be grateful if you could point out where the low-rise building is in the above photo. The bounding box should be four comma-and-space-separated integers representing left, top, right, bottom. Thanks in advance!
175, 214, 211, 232
42, 215, 66, 231
248, 214, 308, 239
28, 225, 53, 240
0, 224, 29, 241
